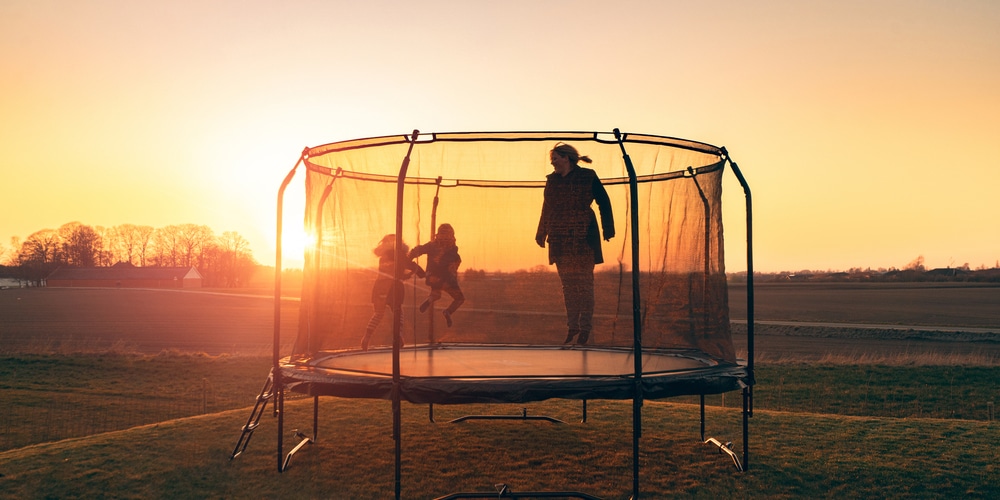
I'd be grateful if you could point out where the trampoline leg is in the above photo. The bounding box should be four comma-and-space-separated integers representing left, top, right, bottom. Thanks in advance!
429, 403, 435, 423
705, 437, 744, 472
312, 394, 319, 441
276, 383, 284, 472
743, 387, 751, 471
700, 394, 706, 441
582, 399, 587, 423
281, 430, 314, 472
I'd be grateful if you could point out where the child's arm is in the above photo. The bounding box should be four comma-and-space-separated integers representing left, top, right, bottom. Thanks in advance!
410, 261, 425, 278
448, 251, 461, 276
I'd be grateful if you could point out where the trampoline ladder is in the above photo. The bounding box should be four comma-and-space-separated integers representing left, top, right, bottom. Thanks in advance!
229, 370, 276, 460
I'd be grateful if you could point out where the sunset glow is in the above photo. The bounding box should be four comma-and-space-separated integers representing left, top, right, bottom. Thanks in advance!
279, 225, 313, 269
2, 1, 998, 273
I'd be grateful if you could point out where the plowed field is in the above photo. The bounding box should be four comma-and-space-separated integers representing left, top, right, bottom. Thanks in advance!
2, 283, 998, 361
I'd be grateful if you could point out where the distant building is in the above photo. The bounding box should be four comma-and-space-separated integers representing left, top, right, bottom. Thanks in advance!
925, 267, 971, 280
46, 263, 203, 289
0, 277, 23, 289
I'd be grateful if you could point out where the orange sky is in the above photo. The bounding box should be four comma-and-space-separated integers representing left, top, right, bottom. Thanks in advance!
2, 0, 998, 272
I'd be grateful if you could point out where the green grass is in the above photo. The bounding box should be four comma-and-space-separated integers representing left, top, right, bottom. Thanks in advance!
1, 354, 999, 498
3, 281, 997, 496
4, 353, 998, 452
0, 353, 271, 450
701, 364, 1000, 421
1, 398, 996, 499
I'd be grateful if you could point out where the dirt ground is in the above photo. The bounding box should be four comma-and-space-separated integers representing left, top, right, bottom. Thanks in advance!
1, 283, 998, 361
0, 288, 296, 355
729, 282, 1000, 362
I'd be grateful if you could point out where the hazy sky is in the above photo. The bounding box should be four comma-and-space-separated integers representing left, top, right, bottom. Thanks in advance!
3, 0, 998, 272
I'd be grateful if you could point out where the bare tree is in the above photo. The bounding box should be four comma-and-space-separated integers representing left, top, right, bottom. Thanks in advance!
177, 224, 215, 268
151, 225, 183, 267
12, 220, 259, 286
107, 223, 155, 266
219, 230, 251, 257
20, 229, 61, 265
55, 222, 79, 265
135, 225, 154, 266
217, 230, 255, 287
105, 225, 128, 264
904, 255, 926, 272
57, 222, 102, 267
16, 229, 61, 285
0, 236, 16, 266
93, 226, 114, 266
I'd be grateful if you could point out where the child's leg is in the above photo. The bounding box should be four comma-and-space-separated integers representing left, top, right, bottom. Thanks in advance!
362, 304, 386, 350
443, 285, 465, 315
440, 285, 464, 327
419, 288, 443, 312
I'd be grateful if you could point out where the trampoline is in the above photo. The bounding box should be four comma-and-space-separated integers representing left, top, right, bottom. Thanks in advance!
231, 130, 755, 499
281, 344, 747, 404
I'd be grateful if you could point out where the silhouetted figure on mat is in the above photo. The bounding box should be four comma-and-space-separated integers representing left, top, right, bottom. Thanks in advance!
361, 234, 424, 351
535, 142, 614, 345
409, 223, 464, 327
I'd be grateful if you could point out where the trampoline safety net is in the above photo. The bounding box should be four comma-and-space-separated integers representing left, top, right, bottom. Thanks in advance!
292, 131, 736, 365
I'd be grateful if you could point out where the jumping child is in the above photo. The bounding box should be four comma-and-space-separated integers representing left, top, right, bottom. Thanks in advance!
361, 234, 424, 351
408, 223, 464, 327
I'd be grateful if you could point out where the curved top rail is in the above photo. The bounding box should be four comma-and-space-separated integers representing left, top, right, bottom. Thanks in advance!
302, 130, 724, 184
306, 130, 721, 156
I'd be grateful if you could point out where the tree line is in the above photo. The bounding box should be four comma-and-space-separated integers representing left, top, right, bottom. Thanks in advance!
0, 222, 257, 287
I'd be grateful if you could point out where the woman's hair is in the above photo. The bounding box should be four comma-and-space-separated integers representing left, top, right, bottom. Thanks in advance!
551, 142, 592, 166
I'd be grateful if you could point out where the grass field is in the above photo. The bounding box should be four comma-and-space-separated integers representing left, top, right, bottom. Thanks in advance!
0, 353, 271, 451
0, 397, 997, 499
2, 352, 997, 451
0, 284, 998, 498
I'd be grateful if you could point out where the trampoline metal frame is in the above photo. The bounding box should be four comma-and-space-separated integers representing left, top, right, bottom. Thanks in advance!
253, 130, 754, 499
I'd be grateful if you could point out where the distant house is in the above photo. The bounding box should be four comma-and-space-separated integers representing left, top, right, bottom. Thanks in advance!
925, 267, 971, 281
46, 264, 203, 289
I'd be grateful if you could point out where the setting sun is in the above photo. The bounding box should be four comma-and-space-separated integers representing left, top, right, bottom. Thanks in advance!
2, 1, 998, 274
278, 226, 312, 270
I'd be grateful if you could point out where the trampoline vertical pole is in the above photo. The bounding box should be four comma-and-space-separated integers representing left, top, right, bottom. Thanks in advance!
724, 147, 753, 471
686, 166, 712, 356
700, 395, 706, 441
274, 153, 303, 472
743, 387, 750, 469
615, 128, 642, 498
312, 179, 336, 353
427, 178, 443, 345
392, 130, 419, 500
313, 393, 319, 441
